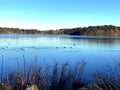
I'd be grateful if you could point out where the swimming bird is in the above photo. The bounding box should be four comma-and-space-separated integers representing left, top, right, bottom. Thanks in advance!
1, 47, 5, 49
56, 47, 58, 49
73, 43, 76, 46
21, 48, 25, 51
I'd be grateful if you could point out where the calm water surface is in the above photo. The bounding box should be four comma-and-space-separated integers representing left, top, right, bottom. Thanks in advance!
0, 34, 120, 75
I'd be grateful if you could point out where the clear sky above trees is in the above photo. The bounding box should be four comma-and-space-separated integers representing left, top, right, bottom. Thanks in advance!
0, 0, 119, 30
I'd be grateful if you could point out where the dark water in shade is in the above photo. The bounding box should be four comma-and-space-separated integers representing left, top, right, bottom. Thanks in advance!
0, 34, 120, 77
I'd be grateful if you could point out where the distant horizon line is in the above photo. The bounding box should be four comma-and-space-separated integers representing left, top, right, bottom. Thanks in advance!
0, 24, 119, 31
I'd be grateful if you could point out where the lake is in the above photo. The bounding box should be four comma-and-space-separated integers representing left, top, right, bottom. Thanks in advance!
0, 34, 120, 78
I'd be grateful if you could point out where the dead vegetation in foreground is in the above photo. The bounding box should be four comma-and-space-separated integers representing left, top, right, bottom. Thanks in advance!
0, 58, 120, 90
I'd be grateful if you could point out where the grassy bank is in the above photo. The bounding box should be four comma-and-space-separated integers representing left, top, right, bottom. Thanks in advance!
0, 59, 120, 90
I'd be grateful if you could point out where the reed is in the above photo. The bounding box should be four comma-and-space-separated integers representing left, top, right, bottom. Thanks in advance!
1, 57, 120, 90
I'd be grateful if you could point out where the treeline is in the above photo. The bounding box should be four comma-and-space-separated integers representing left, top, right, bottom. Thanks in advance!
59, 25, 120, 36
0, 27, 41, 34
0, 25, 120, 36
0, 27, 60, 35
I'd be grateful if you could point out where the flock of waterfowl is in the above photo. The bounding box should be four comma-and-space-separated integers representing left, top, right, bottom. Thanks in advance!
56, 46, 73, 49
0, 43, 76, 51
56, 44, 76, 49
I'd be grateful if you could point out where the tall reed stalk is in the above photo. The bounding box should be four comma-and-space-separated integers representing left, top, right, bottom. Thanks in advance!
0, 55, 3, 90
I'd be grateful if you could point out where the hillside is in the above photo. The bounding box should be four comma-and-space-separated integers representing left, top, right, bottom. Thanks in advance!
0, 25, 120, 36
60, 25, 120, 36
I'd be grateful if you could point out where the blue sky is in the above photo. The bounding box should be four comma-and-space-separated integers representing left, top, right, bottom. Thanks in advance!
0, 0, 119, 30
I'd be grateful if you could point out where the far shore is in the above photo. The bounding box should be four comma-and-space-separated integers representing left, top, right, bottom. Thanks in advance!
0, 25, 120, 36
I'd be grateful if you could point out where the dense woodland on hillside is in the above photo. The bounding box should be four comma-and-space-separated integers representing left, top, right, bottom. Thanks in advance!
0, 25, 120, 36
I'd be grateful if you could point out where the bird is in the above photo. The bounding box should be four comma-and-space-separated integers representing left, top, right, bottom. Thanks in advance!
21, 48, 25, 51
73, 43, 76, 46
56, 47, 58, 49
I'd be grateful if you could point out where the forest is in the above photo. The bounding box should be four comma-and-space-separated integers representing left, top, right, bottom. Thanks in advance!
0, 25, 120, 36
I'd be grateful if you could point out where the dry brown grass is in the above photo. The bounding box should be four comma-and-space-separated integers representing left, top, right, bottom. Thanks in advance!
1, 57, 120, 90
